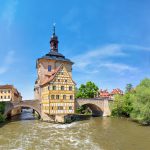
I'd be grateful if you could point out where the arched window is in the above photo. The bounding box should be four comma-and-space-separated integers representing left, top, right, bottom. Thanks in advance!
63, 95, 66, 100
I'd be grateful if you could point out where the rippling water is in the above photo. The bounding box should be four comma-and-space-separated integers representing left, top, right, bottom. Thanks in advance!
0, 110, 150, 150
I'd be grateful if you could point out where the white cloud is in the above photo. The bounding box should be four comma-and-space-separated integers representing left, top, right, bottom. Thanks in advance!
72, 44, 141, 74
99, 62, 138, 73
124, 44, 150, 51
0, 51, 15, 75
73, 44, 126, 70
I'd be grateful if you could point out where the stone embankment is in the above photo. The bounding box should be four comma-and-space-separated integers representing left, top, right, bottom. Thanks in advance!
42, 114, 92, 124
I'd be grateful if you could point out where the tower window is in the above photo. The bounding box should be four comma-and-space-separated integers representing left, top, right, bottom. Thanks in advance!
48, 65, 51, 72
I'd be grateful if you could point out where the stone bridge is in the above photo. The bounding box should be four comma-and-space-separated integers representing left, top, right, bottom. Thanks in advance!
76, 98, 111, 116
4, 100, 41, 117
4, 98, 111, 118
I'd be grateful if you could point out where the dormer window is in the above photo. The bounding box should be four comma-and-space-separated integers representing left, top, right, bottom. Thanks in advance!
48, 65, 51, 72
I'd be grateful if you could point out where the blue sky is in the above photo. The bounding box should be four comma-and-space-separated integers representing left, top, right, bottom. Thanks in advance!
0, 0, 150, 99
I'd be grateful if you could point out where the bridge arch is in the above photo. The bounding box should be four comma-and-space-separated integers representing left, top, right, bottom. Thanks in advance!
76, 98, 111, 117
5, 105, 41, 118
4, 100, 41, 119
80, 103, 103, 116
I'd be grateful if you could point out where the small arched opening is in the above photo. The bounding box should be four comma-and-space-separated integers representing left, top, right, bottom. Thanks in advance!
80, 103, 103, 117
5, 105, 41, 120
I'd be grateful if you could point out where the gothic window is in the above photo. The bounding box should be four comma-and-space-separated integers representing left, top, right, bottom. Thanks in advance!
48, 65, 51, 72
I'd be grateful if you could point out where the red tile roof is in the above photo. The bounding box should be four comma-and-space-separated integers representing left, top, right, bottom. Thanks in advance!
100, 89, 110, 98
99, 88, 123, 98
40, 65, 62, 86
0, 85, 13, 89
111, 88, 123, 95
0, 85, 22, 97
40, 64, 76, 86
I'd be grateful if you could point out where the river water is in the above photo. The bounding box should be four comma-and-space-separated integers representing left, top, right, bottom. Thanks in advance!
0, 110, 150, 150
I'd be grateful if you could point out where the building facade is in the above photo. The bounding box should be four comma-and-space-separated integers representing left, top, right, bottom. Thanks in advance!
0, 85, 22, 116
0, 85, 22, 102
34, 26, 76, 116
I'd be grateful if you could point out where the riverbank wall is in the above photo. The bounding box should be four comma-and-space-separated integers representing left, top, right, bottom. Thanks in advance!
42, 114, 92, 124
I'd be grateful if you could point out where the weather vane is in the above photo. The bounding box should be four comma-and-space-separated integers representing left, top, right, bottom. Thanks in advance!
53, 22, 56, 35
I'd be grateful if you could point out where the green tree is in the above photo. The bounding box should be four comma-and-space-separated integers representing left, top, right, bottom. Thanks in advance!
125, 83, 133, 93
0, 102, 5, 123
76, 81, 99, 98
0, 102, 5, 114
111, 93, 133, 117
131, 78, 150, 125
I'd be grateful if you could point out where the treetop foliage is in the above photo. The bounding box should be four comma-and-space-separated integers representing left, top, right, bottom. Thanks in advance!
76, 81, 99, 99
112, 78, 150, 125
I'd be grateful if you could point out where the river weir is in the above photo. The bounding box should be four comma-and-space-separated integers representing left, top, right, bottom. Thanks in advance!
0, 111, 150, 150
